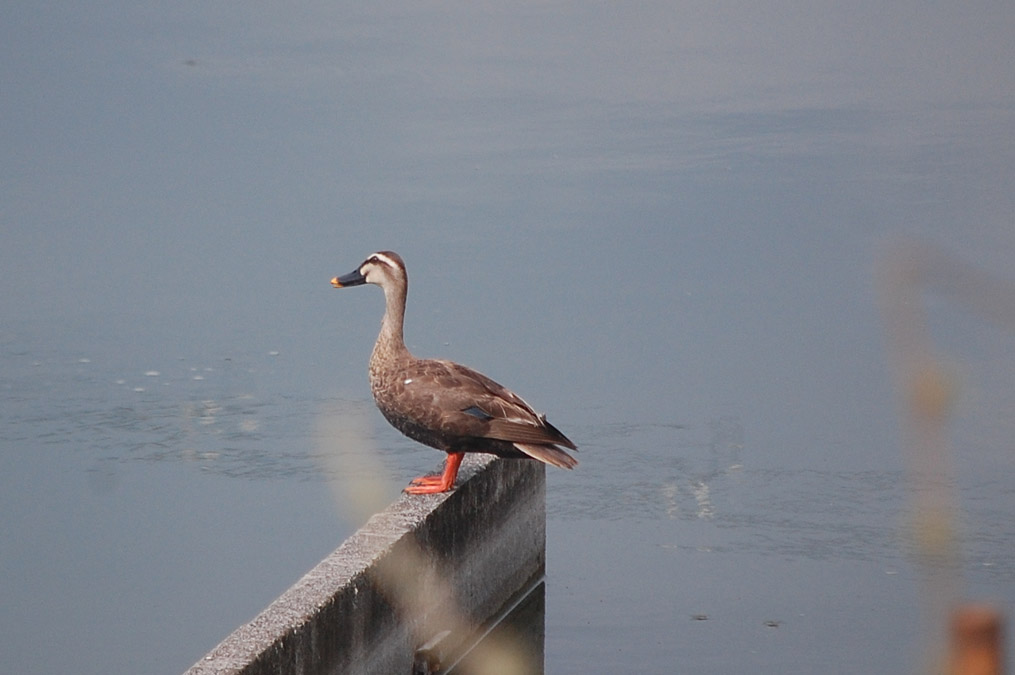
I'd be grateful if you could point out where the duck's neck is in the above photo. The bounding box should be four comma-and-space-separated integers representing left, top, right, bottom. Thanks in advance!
372, 281, 411, 366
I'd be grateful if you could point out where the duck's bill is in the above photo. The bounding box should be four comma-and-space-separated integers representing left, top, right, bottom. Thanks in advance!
331, 269, 366, 288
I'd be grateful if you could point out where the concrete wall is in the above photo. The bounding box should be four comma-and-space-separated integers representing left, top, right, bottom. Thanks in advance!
184, 455, 546, 675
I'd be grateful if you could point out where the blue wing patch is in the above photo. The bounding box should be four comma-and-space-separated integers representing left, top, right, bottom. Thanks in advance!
462, 405, 493, 420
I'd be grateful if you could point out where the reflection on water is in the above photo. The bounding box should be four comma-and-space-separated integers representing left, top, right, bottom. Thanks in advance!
550, 414, 1015, 581
0, 344, 408, 485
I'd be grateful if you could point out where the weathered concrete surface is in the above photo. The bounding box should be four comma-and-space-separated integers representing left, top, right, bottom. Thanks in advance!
184, 455, 546, 675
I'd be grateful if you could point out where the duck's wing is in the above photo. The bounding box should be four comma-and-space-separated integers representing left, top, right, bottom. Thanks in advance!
408, 359, 577, 451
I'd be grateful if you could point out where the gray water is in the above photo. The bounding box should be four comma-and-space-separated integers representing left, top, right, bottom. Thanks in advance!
3, 3, 1015, 673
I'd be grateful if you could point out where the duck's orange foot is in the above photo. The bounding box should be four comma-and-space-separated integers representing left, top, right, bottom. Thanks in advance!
404, 474, 454, 494
403, 452, 464, 495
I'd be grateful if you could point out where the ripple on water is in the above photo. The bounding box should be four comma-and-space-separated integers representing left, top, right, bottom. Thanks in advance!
549, 419, 1015, 579
1, 351, 392, 484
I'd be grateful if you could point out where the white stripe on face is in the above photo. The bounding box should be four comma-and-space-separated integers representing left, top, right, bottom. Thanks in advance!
368, 252, 400, 270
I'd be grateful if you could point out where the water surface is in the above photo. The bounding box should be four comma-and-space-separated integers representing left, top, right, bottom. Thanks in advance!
3, 3, 1015, 673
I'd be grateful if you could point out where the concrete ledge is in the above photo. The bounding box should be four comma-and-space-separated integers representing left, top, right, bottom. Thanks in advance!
184, 455, 546, 675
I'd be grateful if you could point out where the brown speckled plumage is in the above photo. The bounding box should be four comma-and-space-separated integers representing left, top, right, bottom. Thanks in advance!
332, 251, 577, 493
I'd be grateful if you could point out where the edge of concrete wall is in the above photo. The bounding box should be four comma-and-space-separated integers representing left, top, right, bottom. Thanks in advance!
184, 454, 546, 675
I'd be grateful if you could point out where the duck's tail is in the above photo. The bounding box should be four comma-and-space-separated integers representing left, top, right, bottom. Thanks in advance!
513, 443, 579, 469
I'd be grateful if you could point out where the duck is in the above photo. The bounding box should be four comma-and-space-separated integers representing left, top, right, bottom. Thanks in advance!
331, 251, 577, 494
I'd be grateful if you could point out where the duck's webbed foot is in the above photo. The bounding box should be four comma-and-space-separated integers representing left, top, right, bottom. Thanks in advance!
404, 452, 464, 494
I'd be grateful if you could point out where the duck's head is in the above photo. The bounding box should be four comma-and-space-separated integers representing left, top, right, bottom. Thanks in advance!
331, 251, 407, 290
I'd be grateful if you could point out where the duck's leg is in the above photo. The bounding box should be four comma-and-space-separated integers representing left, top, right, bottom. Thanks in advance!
405, 452, 464, 494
